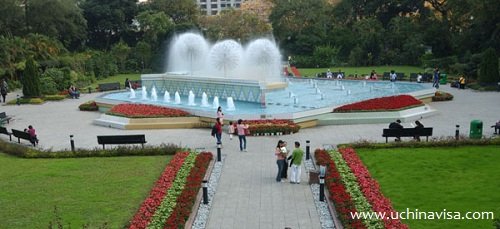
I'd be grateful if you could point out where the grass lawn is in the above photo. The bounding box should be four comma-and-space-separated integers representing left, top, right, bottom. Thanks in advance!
298, 66, 426, 78
357, 146, 500, 229
87, 73, 140, 91
0, 153, 171, 228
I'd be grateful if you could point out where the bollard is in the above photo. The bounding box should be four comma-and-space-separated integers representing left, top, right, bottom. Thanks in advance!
455, 125, 460, 140
88, 87, 91, 94
319, 176, 325, 202
217, 144, 221, 162
16, 95, 20, 106
306, 140, 310, 160
70, 135, 75, 152
202, 180, 209, 204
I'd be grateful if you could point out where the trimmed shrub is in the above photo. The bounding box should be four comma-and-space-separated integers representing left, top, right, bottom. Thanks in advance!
79, 100, 98, 111
39, 77, 59, 95
7, 97, 44, 105
22, 57, 42, 97
432, 91, 454, 101
479, 48, 500, 84
43, 95, 67, 101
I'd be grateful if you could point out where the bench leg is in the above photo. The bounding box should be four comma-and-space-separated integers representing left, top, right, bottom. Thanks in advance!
426, 136, 429, 142
18, 138, 20, 144
9, 134, 11, 141
141, 143, 144, 149
385, 137, 388, 143
103, 144, 105, 150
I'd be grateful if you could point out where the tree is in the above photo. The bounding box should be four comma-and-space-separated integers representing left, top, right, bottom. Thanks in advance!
135, 41, 152, 71
82, 0, 137, 49
111, 41, 131, 72
22, 57, 41, 97
240, 0, 274, 22
149, 0, 199, 25
199, 9, 272, 43
0, 0, 25, 37
479, 48, 499, 84
135, 10, 174, 46
26, 0, 87, 50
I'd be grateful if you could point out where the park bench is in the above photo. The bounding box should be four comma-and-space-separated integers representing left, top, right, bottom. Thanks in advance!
97, 134, 147, 149
11, 129, 36, 146
0, 112, 12, 124
382, 127, 433, 143
0, 126, 12, 141
98, 82, 120, 91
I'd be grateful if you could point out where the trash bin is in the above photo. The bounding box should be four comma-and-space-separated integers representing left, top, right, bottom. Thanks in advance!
439, 73, 447, 85
469, 120, 483, 139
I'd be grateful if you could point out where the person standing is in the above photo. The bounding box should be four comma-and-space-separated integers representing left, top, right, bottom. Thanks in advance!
216, 106, 224, 123
290, 141, 304, 184
236, 119, 248, 151
281, 141, 289, 180
390, 70, 397, 82
433, 68, 440, 88
1, 78, 8, 103
275, 140, 286, 182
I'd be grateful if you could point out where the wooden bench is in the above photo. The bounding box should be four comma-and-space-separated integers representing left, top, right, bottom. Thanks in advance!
97, 134, 147, 149
98, 82, 120, 91
0, 112, 12, 124
11, 129, 36, 146
0, 126, 12, 141
382, 127, 433, 143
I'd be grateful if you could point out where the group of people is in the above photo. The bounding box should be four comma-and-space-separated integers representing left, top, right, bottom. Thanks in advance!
212, 106, 249, 152
275, 140, 304, 184
326, 69, 344, 79
389, 119, 425, 141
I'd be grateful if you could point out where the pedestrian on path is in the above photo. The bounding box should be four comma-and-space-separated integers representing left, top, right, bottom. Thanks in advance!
216, 106, 224, 123
1, 78, 8, 103
290, 141, 304, 184
281, 141, 289, 180
228, 121, 235, 140
213, 118, 223, 146
275, 140, 286, 182
236, 119, 248, 151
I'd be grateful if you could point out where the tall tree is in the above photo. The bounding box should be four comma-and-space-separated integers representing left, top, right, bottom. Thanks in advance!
82, 0, 137, 49
149, 0, 199, 25
22, 57, 41, 97
135, 10, 174, 46
26, 0, 87, 50
0, 0, 25, 37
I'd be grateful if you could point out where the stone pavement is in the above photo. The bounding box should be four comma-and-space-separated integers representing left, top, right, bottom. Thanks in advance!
1, 86, 499, 228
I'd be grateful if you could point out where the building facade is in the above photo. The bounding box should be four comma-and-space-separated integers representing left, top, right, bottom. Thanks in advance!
197, 0, 244, 15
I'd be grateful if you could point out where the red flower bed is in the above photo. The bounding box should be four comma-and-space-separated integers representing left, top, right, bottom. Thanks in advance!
108, 104, 190, 118
244, 119, 300, 135
315, 149, 366, 229
129, 152, 189, 229
339, 148, 408, 229
164, 152, 213, 228
333, 95, 423, 112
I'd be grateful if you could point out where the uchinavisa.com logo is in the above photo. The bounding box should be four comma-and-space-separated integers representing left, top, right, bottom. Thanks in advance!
350, 208, 495, 220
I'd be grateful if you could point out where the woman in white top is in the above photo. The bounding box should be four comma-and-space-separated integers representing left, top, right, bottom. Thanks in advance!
216, 106, 224, 123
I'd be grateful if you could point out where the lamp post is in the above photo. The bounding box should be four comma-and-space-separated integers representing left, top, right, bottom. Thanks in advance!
455, 125, 460, 140
70, 135, 75, 152
306, 140, 310, 160
319, 176, 325, 202
16, 95, 20, 105
202, 180, 209, 204
217, 144, 221, 162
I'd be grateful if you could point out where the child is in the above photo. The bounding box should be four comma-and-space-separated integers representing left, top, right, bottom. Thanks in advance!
228, 121, 235, 140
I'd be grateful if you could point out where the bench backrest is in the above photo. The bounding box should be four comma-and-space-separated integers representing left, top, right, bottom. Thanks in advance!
97, 135, 146, 144
383, 127, 433, 137
0, 126, 9, 134
12, 129, 31, 139
98, 82, 120, 91
0, 112, 6, 119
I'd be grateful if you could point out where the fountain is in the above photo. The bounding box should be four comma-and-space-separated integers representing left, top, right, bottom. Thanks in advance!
129, 88, 136, 99
97, 32, 434, 124
188, 90, 196, 106
141, 86, 148, 100
201, 92, 209, 107
212, 96, 219, 109
151, 86, 158, 101
164, 90, 170, 103
174, 91, 181, 104
227, 97, 235, 111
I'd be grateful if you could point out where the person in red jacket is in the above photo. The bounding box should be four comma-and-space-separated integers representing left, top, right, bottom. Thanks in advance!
214, 118, 223, 146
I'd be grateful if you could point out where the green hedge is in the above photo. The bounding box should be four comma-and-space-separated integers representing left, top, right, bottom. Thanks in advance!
338, 137, 500, 149
43, 95, 67, 101
7, 97, 44, 105
0, 139, 181, 158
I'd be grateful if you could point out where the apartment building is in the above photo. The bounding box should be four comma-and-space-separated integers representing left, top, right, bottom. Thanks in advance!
197, 0, 244, 15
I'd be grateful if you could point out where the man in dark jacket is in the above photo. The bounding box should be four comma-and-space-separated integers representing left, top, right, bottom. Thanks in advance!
389, 119, 404, 141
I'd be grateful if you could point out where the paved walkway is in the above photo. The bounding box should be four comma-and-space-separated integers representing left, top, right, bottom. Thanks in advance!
1, 86, 499, 228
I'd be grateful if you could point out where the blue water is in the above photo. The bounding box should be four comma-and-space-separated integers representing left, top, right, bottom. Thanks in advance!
101, 78, 432, 115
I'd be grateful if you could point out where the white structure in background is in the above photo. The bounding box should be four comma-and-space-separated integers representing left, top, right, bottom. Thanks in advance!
196, 0, 244, 15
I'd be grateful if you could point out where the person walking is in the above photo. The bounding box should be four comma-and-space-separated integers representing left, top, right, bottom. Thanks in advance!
236, 119, 248, 151
228, 121, 235, 140
433, 68, 440, 88
275, 140, 286, 182
290, 141, 304, 184
213, 118, 223, 146
1, 78, 8, 103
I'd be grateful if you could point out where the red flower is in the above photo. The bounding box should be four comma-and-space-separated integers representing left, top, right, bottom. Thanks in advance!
339, 148, 408, 229
333, 95, 423, 112
108, 104, 190, 118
